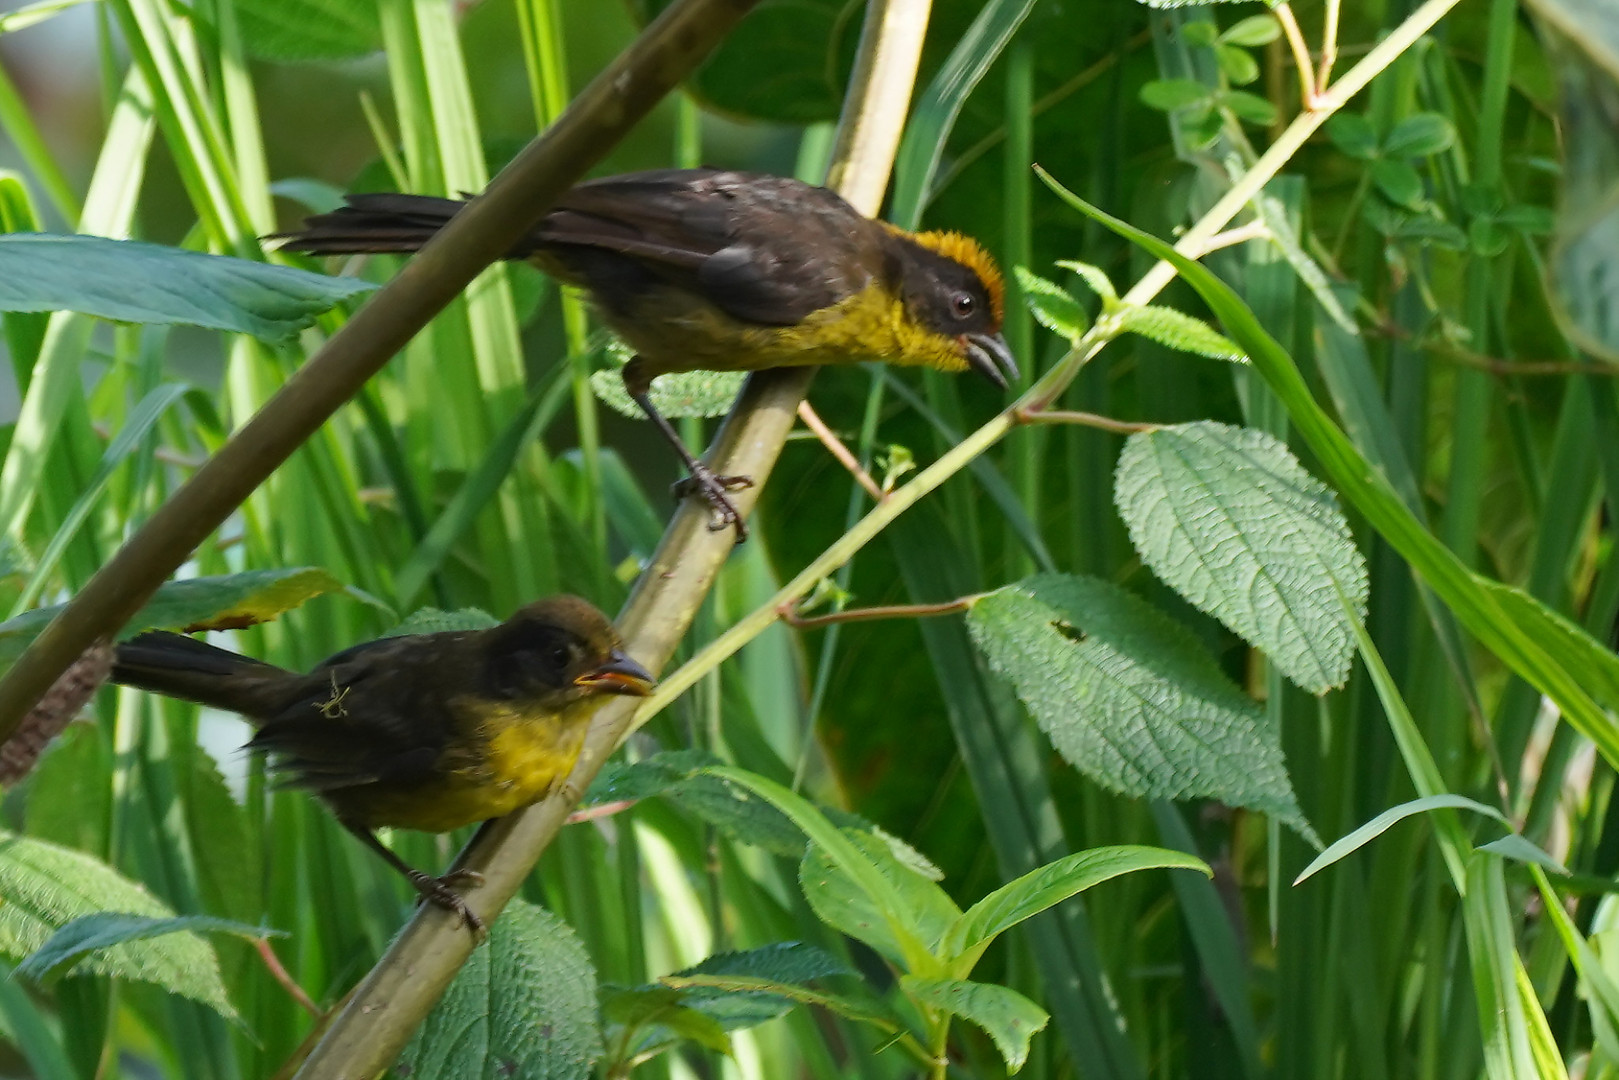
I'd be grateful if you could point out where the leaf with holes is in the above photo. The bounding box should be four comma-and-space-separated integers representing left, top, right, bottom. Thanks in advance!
1114, 421, 1367, 692
967, 574, 1314, 838
399, 900, 600, 1079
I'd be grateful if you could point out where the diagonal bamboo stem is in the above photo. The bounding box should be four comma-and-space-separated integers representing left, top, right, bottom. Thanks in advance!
287, 0, 937, 1075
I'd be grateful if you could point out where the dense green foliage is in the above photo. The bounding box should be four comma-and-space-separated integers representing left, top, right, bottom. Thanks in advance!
0, 0, 1615, 1077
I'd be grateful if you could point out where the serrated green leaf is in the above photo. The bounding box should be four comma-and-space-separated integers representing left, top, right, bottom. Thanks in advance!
1036, 169, 1619, 785
382, 606, 499, 638
800, 828, 961, 964
600, 984, 733, 1057
400, 900, 601, 1079
945, 846, 1210, 961
591, 365, 746, 420
1056, 259, 1118, 306
1117, 305, 1247, 362
710, 767, 935, 972
1139, 78, 1210, 112
1014, 267, 1088, 343
16, 913, 271, 983
665, 943, 850, 1029
1384, 112, 1456, 158
1326, 112, 1379, 159
0, 235, 374, 342
967, 574, 1315, 838
1114, 421, 1368, 692
1220, 14, 1280, 47
0, 832, 234, 1015
901, 975, 1049, 1072
1372, 158, 1424, 207
1216, 43, 1260, 86
586, 751, 805, 855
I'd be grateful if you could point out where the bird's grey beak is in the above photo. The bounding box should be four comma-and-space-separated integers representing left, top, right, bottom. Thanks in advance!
574, 648, 656, 697
964, 332, 1020, 390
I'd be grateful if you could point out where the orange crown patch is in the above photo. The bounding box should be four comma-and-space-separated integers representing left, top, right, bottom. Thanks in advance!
910, 230, 1005, 326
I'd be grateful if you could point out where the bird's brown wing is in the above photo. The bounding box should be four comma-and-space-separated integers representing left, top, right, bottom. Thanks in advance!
246, 632, 478, 794
532, 169, 883, 326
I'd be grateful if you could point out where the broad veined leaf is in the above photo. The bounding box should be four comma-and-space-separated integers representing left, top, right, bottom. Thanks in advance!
901, 975, 1049, 1072
1033, 170, 1619, 770
0, 567, 345, 665
709, 766, 937, 972
0, 833, 234, 1015
967, 574, 1315, 839
1114, 421, 1367, 693
399, 900, 600, 1080
0, 234, 375, 342
800, 828, 962, 964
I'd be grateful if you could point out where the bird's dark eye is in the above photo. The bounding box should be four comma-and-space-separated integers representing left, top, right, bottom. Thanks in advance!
548, 645, 570, 669
952, 292, 975, 319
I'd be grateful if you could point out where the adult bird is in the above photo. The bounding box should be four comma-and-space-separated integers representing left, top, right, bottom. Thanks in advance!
275, 169, 1018, 539
110, 595, 654, 934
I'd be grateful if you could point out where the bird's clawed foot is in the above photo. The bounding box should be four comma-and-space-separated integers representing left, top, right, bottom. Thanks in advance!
410, 869, 487, 940
672, 466, 754, 541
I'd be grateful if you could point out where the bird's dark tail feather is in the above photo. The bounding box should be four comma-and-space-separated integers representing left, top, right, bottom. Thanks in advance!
269, 193, 541, 259
111, 631, 292, 718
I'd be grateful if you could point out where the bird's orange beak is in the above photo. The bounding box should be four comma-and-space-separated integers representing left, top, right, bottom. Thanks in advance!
574, 648, 656, 697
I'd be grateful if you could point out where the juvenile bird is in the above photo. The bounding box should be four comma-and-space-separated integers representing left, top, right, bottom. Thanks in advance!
275, 168, 1017, 539
110, 596, 653, 934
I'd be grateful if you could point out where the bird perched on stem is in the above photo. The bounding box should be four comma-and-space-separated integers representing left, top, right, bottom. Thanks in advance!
109, 595, 653, 936
274, 168, 1018, 540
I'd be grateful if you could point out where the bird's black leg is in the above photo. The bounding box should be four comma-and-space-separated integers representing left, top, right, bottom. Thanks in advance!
623, 359, 752, 542
343, 822, 487, 939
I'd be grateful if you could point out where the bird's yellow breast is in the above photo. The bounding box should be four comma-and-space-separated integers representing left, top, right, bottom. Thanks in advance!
336, 695, 599, 834
606, 283, 970, 378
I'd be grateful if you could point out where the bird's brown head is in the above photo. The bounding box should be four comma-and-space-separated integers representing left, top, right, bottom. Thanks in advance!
888, 229, 1019, 390
483, 596, 654, 701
